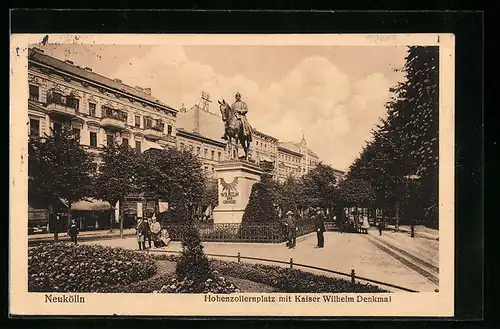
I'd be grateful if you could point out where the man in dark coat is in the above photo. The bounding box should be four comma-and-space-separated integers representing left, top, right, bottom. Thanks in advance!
283, 211, 298, 248
143, 218, 152, 249
314, 208, 326, 248
68, 219, 79, 245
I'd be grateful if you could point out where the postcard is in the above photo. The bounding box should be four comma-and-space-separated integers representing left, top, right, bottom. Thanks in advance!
10, 33, 454, 317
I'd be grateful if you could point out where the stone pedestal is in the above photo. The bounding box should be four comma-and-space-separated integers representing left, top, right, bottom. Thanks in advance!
212, 160, 263, 224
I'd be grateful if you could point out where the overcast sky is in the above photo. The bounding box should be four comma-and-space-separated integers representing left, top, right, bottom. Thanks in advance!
40, 44, 408, 171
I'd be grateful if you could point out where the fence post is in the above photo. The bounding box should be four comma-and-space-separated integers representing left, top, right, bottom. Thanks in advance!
351, 269, 355, 284
290, 258, 293, 269
237, 252, 241, 263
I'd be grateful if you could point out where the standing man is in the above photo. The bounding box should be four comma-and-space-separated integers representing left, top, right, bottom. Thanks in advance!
231, 92, 253, 140
314, 208, 326, 248
68, 218, 79, 245
410, 220, 415, 238
378, 220, 383, 236
284, 211, 298, 249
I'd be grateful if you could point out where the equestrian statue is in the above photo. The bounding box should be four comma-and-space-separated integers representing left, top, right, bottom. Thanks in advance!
218, 92, 253, 161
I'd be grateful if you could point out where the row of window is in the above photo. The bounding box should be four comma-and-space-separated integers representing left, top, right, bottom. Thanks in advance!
255, 140, 276, 150
279, 153, 301, 163
30, 85, 173, 135
179, 142, 223, 161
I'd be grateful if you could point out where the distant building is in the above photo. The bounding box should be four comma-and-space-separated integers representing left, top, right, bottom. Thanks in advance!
253, 130, 279, 179
176, 104, 229, 178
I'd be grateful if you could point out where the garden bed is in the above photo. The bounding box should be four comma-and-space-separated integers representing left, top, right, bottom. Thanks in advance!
29, 245, 388, 293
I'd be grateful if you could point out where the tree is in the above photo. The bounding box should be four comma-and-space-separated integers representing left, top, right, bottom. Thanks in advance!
338, 178, 376, 229
347, 46, 439, 230
28, 125, 95, 241
279, 176, 306, 217
200, 178, 218, 221
139, 148, 205, 224
175, 224, 211, 292
93, 141, 140, 238
302, 163, 338, 213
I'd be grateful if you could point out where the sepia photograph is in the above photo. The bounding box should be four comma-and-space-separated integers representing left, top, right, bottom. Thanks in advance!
10, 34, 455, 317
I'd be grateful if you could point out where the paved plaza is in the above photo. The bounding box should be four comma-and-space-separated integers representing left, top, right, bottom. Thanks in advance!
83, 228, 439, 292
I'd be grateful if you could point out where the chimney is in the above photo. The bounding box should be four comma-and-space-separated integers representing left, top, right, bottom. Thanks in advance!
31, 47, 44, 53
84, 67, 92, 72
193, 105, 200, 134
64, 60, 74, 65
144, 88, 151, 95
114, 78, 122, 83
135, 86, 144, 92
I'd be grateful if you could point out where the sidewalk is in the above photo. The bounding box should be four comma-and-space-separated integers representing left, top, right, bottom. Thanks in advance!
28, 228, 136, 245
386, 225, 439, 241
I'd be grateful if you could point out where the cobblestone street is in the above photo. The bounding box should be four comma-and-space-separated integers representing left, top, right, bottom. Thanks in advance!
83, 228, 439, 292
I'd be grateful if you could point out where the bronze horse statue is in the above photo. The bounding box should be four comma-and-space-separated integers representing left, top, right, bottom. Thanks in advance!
218, 99, 252, 161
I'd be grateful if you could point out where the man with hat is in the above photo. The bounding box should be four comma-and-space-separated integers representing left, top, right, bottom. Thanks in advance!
313, 207, 326, 248
231, 92, 253, 139
283, 210, 298, 249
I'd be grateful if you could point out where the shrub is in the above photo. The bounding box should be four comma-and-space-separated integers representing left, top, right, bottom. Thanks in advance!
242, 181, 279, 224
175, 225, 211, 292
210, 260, 388, 293
28, 243, 157, 292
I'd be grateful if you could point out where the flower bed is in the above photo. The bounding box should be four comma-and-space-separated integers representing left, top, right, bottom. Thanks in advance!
211, 260, 388, 293
151, 255, 388, 293
28, 243, 157, 292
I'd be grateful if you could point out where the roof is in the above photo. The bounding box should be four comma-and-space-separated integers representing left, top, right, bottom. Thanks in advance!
254, 129, 278, 142
176, 105, 227, 144
278, 142, 301, 154
28, 48, 177, 114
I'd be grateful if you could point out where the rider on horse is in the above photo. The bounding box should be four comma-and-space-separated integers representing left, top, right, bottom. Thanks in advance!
221, 92, 253, 141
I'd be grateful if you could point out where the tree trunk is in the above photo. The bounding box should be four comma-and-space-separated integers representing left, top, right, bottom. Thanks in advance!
119, 197, 124, 239
381, 208, 385, 228
395, 202, 400, 232
109, 203, 115, 232
50, 205, 58, 242
67, 203, 72, 231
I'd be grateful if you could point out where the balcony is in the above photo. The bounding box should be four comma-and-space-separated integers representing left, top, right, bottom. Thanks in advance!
101, 107, 128, 130
101, 116, 127, 130
143, 126, 164, 140
46, 102, 77, 118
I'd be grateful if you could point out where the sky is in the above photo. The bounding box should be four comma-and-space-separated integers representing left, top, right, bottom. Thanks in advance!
40, 44, 408, 171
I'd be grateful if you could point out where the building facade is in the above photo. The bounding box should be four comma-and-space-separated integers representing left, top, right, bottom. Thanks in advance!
276, 145, 303, 183
27, 47, 179, 232
252, 130, 279, 179
28, 47, 178, 156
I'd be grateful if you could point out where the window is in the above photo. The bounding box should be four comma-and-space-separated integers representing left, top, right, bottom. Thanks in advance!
122, 138, 129, 147
29, 85, 39, 102
72, 128, 81, 141
233, 149, 237, 159
218, 151, 221, 161
204, 148, 208, 158
167, 125, 173, 135
53, 121, 62, 133
135, 115, 141, 127
180, 142, 185, 150
107, 134, 115, 147
256, 141, 259, 146
211, 150, 215, 160
135, 141, 141, 152
197, 146, 201, 155
29, 118, 40, 137
89, 102, 96, 116
89, 132, 97, 147
189, 145, 194, 152
70, 98, 80, 111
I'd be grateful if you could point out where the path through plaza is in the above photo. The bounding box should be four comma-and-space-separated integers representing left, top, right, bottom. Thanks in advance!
83, 228, 439, 292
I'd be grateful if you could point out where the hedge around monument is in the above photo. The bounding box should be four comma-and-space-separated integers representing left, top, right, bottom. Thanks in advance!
241, 181, 279, 225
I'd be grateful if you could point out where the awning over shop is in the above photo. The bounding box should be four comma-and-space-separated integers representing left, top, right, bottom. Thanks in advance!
72, 198, 112, 211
